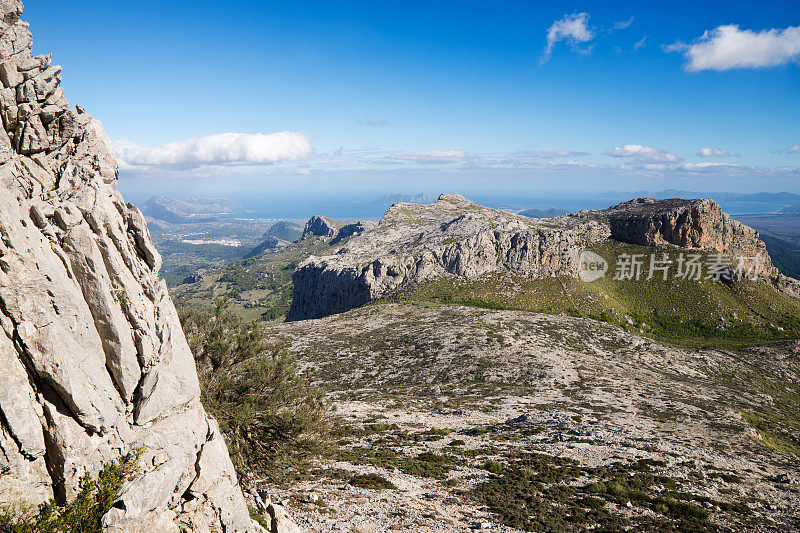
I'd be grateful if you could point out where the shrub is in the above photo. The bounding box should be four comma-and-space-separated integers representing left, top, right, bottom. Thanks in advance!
180, 300, 333, 484
579, 496, 606, 509
349, 473, 397, 490
483, 460, 504, 475
0, 447, 143, 533
400, 453, 457, 479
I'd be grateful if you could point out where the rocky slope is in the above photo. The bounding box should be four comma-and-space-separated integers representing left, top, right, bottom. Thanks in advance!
265, 303, 800, 531
0, 2, 260, 531
289, 194, 799, 321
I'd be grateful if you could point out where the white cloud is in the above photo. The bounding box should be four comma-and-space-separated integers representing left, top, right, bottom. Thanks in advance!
633, 37, 647, 51
538, 149, 589, 158
358, 119, 388, 127
114, 132, 313, 169
696, 147, 731, 157
664, 24, 800, 71
612, 17, 634, 31
389, 150, 468, 164
776, 144, 800, 154
541, 13, 595, 64
606, 144, 683, 164
679, 162, 743, 171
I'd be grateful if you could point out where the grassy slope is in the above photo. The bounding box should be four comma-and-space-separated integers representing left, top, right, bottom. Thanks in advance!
382, 240, 800, 349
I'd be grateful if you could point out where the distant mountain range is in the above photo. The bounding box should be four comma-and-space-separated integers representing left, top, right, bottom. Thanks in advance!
519, 207, 568, 218
372, 193, 437, 206
141, 195, 242, 223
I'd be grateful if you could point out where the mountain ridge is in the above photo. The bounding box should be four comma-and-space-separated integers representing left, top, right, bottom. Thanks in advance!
289, 194, 799, 321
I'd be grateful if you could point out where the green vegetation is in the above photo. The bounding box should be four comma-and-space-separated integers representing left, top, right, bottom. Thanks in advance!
475, 454, 748, 532
384, 241, 800, 349
173, 237, 338, 321
335, 445, 462, 480
483, 460, 504, 474
399, 452, 458, 479
0, 447, 144, 533
761, 234, 800, 279
158, 241, 250, 287
114, 290, 129, 312
349, 473, 397, 490
180, 300, 334, 484
717, 366, 800, 458
248, 506, 271, 530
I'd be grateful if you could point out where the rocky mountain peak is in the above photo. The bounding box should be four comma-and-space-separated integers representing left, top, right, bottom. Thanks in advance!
0, 2, 259, 530
301, 215, 341, 239
289, 194, 799, 321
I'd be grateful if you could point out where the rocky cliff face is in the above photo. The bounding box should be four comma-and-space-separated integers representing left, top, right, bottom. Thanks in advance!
301, 215, 340, 239
595, 197, 799, 297
300, 215, 376, 245
0, 2, 255, 531
600, 198, 771, 270
288, 194, 609, 320
289, 195, 800, 321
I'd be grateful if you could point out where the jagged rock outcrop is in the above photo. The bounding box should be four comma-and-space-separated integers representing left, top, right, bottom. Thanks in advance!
288, 194, 608, 320
289, 194, 800, 321
300, 215, 376, 244
0, 3, 258, 531
599, 198, 771, 271
593, 197, 799, 297
330, 220, 377, 245
301, 215, 340, 239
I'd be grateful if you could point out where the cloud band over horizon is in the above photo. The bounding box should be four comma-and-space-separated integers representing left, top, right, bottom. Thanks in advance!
114, 132, 313, 169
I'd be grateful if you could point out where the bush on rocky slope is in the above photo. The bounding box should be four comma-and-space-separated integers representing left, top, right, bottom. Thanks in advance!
0, 448, 144, 533
180, 300, 334, 484
474, 454, 738, 532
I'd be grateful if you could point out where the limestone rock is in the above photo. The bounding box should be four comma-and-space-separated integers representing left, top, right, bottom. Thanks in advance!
289, 194, 609, 320
0, 2, 256, 530
289, 194, 799, 321
301, 215, 340, 239
595, 198, 799, 295
267, 502, 306, 533
331, 220, 377, 245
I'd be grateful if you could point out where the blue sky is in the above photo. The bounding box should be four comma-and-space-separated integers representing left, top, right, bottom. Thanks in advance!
23, 1, 800, 197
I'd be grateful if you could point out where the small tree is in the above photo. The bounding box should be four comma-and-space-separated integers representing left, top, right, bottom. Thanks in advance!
180, 300, 333, 484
